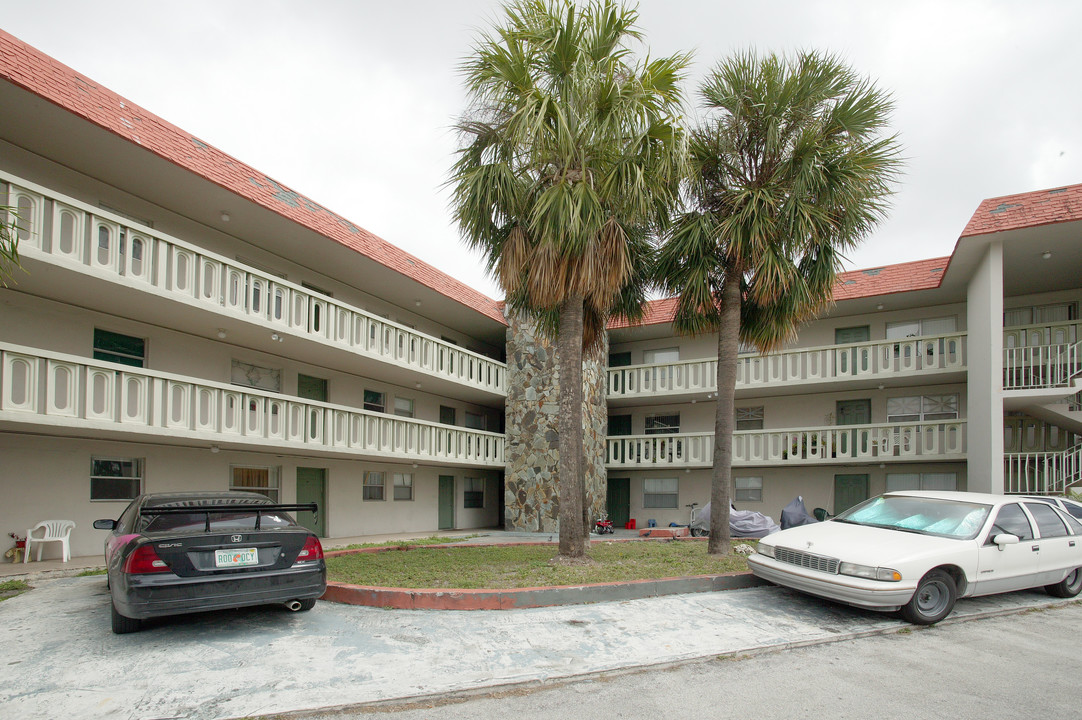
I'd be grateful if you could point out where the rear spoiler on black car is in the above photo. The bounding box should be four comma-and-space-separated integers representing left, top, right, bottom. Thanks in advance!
140, 503, 318, 531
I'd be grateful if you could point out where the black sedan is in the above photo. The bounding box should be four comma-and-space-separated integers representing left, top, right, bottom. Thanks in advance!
94, 491, 327, 634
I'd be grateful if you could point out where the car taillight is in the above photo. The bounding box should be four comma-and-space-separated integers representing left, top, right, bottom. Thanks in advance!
296, 536, 324, 562
123, 545, 171, 574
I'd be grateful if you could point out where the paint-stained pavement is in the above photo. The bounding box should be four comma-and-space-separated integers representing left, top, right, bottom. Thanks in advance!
0, 573, 1074, 720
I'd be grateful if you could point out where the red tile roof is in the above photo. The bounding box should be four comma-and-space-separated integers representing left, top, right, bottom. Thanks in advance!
614, 256, 952, 329
0, 30, 506, 325
962, 183, 1082, 237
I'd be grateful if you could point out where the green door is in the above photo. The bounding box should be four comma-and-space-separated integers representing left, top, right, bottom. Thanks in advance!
296, 467, 326, 536
834, 474, 869, 514
438, 475, 455, 530
606, 477, 631, 527
297, 374, 327, 402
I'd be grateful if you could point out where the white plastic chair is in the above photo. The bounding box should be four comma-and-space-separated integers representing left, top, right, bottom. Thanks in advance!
24, 520, 75, 563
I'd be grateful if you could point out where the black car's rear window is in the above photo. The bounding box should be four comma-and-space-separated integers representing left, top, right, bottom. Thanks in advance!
139, 509, 295, 533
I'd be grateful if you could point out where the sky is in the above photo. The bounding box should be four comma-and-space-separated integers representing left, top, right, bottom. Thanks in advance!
2, 1, 1080, 301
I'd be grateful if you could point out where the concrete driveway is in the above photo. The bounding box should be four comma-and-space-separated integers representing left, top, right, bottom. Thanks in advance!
0, 574, 1074, 720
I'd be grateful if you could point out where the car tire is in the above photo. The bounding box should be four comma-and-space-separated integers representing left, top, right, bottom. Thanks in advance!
900, 569, 957, 625
1045, 567, 1082, 598
111, 601, 141, 634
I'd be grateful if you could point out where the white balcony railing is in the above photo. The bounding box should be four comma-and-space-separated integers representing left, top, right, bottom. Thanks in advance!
606, 420, 967, 468
2, 171, 505, 396
608, 334, 966, 398
0, 343, 504, 466
1004, 340, 1082, 390
1004, 442, 1082, 495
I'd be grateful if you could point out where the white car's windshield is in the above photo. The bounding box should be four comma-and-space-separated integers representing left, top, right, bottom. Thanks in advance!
835, 495, 991, 540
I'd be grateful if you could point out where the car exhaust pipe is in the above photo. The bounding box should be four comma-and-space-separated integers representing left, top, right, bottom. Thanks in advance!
285, 600, 303, 612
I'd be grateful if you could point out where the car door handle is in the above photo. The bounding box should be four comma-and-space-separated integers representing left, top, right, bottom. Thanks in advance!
1071, 541, 1076, 547
1031, 545, 1040, 552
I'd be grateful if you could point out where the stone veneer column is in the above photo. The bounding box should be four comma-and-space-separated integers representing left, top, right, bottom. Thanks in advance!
504, 310, 608, 532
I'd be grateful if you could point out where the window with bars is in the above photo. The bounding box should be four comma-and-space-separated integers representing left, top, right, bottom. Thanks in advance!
643, 478, 678, 508
229, 466, 280, 501
463, 477, 484, 508
91, 457, 143, 501
393, 473, 413, 501
645, 414, 680, 434
363, 471, 385, 501
886, 395, 959, 422
93, 329, 146, 368
736, 407, 764, 431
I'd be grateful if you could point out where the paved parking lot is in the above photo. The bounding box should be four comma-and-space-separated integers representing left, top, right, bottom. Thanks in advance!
0, 574, 1074, 719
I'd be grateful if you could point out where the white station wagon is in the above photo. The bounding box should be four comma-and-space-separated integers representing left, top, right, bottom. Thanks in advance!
748, 491, 1082, 624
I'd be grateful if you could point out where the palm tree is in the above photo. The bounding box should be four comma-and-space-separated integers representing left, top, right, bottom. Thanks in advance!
1, 206, 22, 287
450, 0, 688, 557
655, 50, 902, 555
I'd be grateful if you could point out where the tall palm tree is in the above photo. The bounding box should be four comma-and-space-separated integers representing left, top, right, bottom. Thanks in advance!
655, 50, 902, 555
1, 206, 23, 287
450, 0, 688, 557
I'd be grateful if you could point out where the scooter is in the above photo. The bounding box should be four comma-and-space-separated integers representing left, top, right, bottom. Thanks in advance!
593, 513, 615, 534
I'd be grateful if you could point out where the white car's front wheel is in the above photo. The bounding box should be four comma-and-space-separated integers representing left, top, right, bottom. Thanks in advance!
900, 570, 957, 625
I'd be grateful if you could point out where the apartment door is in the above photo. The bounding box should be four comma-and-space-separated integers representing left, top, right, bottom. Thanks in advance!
438, 475, 455, 530
297, 374, 328, 402
837, 398, 872, 456
606, 478, 631, 527
834, 474, 869, 514
296, 467, 326, 537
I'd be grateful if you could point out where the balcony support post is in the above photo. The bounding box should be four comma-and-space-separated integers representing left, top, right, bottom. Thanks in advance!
967, 241, 1004, 494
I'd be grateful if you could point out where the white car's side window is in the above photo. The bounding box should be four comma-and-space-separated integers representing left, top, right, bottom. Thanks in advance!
986, 503, 1034, 544
1024, 503, 1070, 539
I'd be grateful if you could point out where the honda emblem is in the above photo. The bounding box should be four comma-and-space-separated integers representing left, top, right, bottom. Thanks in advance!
231, 534, 243, 543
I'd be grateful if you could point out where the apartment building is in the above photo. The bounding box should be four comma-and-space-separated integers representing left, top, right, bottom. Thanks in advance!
3, 31, 1080, 558
605, 189, 1082, 527
0, 31, 508, 557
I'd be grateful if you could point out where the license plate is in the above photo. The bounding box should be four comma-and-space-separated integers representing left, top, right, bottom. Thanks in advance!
215, 548, 258, 568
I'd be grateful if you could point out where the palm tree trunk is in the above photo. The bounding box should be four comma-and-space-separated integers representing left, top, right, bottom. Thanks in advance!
708, 267, 740, 555
557, 293, 588, 558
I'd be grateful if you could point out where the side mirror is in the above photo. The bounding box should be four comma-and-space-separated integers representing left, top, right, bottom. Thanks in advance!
993, 533, 1020, 550
93, 519, 117, 530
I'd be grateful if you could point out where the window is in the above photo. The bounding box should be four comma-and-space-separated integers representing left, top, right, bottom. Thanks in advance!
644, 347, 679, 384
301, 281, 333, 297
986, 503, 1034, 543
463, 477, 484, 508
1004, 302, 1077, 327
231, 360, 281, 392
835, 326, 871, 345
93, 329, 145, 368
394, 397, 414, 418
608, 351, 632, 367
363, 471, 385, 501
886, 395, 959, 422
229, 466, 280, 502
885, 473, 957, 492
645, 413, 679, 434
393, 473, 414, 501
465, 411, 486, 430
643, 478, 678, 508
440, 406, 456, 425
364, 389, 386, 413
736, 407, 764, 431
91, 457, 143, 501
1025, 502, 1069, 539
886, 316, 957, 339
734, 476, 763, 502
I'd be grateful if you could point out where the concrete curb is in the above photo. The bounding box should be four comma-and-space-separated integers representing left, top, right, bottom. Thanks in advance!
322, 541, 766, 610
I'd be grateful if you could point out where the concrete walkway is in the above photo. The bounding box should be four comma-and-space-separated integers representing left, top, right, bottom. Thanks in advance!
0, 570, 1074, 720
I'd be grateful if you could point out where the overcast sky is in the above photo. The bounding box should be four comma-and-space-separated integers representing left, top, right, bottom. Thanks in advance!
3, 1, 1080, 300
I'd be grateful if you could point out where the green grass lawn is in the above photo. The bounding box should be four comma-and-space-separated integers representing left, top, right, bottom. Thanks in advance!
326, 539, 753, 589
0, 579, 30, 601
